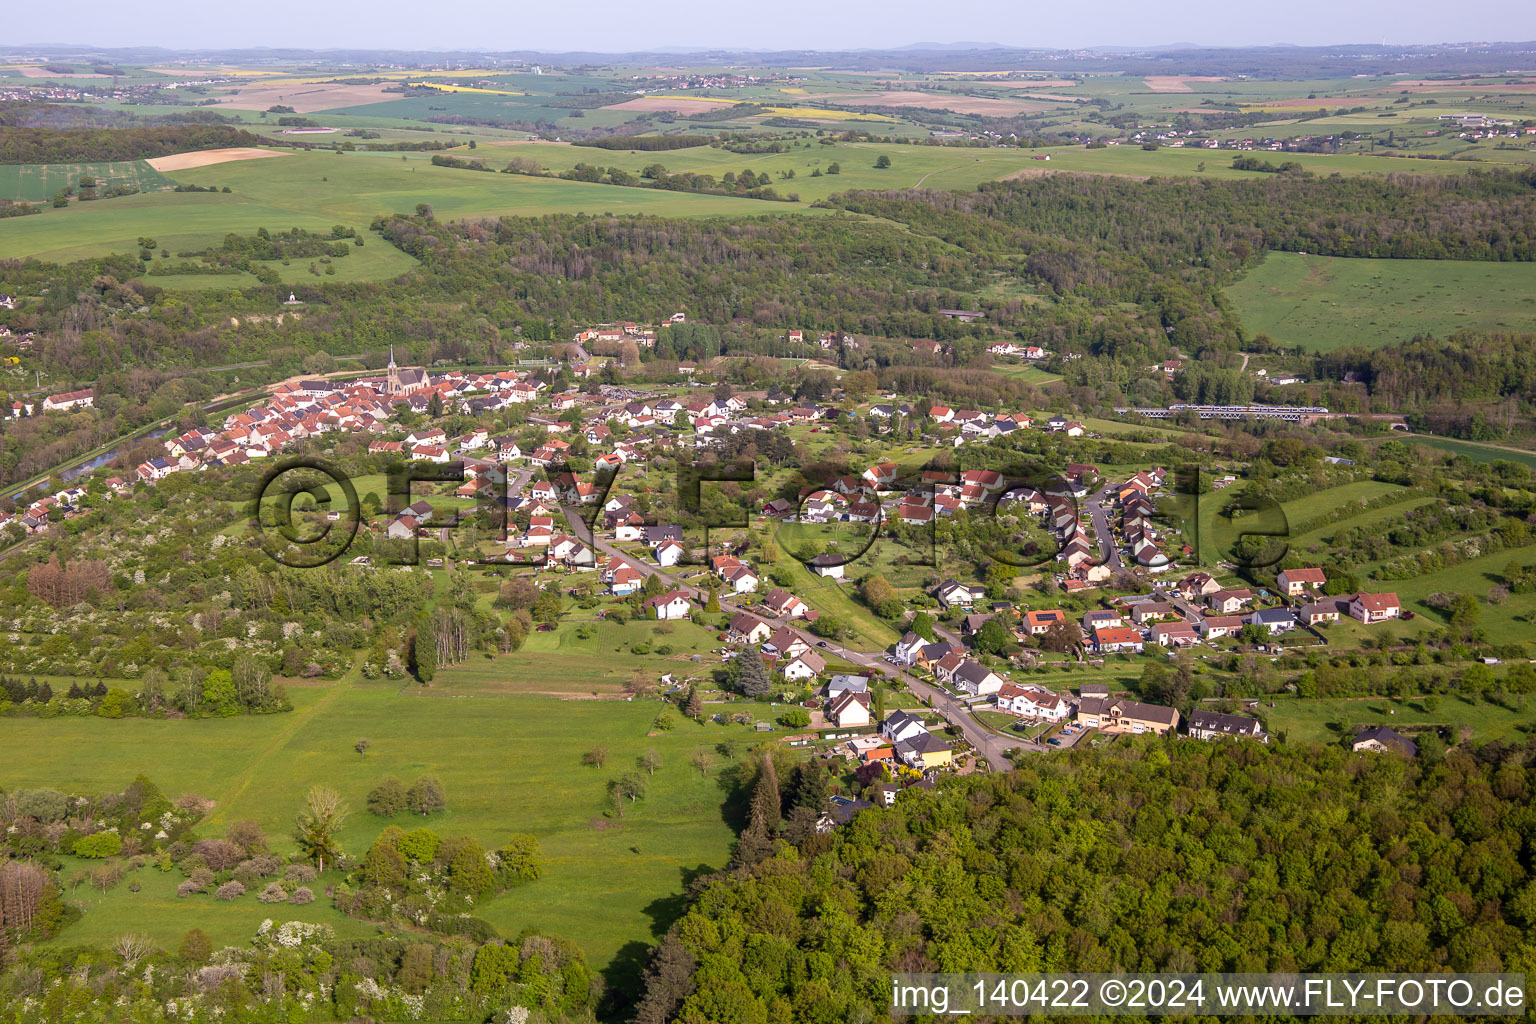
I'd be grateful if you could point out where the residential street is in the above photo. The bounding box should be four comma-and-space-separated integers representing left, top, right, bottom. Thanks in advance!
1083, 486, 1123, 571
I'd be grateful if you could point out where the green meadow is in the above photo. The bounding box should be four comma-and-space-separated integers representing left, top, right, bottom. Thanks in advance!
2, 679, 749, 978
0, 149, 795, 267
1226, 251, 1536, 351
1264, 694, 1536, 746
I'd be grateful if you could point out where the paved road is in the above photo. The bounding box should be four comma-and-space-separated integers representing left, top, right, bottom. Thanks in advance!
1083, 486, 1123, 571
555, 508, 1022, 767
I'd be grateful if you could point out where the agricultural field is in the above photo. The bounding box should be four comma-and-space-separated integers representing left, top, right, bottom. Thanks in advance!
2, 678, 748, 979
1225, 251, 1536, 351
0, 159, 173, 203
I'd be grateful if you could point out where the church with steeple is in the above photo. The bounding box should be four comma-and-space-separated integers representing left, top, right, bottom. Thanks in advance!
384, 346, 428, 398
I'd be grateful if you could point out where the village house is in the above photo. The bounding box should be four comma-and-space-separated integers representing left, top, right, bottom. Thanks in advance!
1298, 599, 1345, 626
1277, 567, 1327, 597
1093, 627, 1144, 654
782, 650, 825, 682
996, 683, 1070, 721
655, 538, 686, 567
1351, 725, 1417, 756
762, 627, 809, 660
892, 631, 927, 666
1207, 589, 1254, 615
808, 554, 845, 580
951, 660, 1005, 697
1197, 615, 1246, 640
1077, 697, 1179, 736
1348, 592, 1402, 624
1176, 572, 1222, 600
1129, 601, 1177, 625
1248, 607, 1296, 635
1188, 709, 1268, 742
643, 590, 693, 620
934, 579, 986, 609
728, 613, 773, 646
1080, 609, 1124, 632
1149, 621, 1200, 647
763, 589, 809, 619
827, 690, 872, 728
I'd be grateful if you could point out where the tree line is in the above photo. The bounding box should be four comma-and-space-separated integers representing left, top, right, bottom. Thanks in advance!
0, 124, 271, 164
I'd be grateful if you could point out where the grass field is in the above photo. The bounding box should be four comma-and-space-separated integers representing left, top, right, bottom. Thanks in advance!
0, 150, 793, 268
3, 679, 748, 979
1279, 481, 1409, 529
1225, 251, 1536, 351
0, 160, 173, 203
1264, 694, 1535, 745
437, 615, 724, 696
142, 238, 421, 290
1289, 497, 1439, 552
1391, 540, 1536, 648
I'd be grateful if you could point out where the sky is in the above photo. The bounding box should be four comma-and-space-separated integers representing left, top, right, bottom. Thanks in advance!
10, 0, 1536, 53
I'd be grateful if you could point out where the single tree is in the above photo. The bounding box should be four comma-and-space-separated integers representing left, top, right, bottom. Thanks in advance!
405, 776, 446, 815
583, 745, 609, 768
640, 749, 662, 775
178, 928, 212, 964
355, 738, 371, 758
748, 753, 781, 832
736, 653, 772, 698
294, 786, 349, 873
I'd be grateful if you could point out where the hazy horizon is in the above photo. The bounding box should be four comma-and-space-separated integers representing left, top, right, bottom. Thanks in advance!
8, 0, 1536, 57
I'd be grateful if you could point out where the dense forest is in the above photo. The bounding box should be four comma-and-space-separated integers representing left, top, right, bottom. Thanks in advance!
0, 123, 272, 164
632, 738, 1536, 1024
